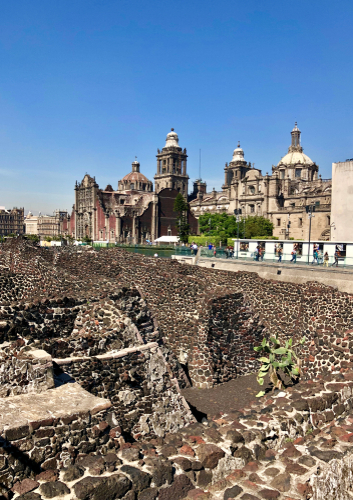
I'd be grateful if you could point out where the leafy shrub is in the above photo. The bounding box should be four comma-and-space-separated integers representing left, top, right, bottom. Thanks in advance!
254, 335, 306, 397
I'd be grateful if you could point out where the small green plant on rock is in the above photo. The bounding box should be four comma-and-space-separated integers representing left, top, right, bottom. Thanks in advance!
254, 335, 306, 397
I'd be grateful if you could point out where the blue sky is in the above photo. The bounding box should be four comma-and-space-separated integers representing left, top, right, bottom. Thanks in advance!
0, 0, 352, 214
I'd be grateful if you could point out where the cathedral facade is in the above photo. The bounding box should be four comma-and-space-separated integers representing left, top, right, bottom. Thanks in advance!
189, 124, 332, 241
69, 129, 198, 243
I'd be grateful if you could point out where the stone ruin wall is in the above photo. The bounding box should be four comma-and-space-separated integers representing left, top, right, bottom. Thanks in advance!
2, 241, 353, 498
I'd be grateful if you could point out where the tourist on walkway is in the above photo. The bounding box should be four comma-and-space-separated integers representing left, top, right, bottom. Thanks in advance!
323, 252, 329, 267
278, 247, 282, 262
290, 248, 297, 263
317, 250, 323, 264
312, 248, 319, 264
254, 246, 259, 261
331, 250, 339, 267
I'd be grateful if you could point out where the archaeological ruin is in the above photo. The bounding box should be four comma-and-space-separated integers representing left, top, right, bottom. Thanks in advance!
1, 239, 353, 499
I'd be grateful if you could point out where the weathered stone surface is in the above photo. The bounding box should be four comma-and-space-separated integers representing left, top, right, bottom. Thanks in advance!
197, 444, 225, 469
74, 474, 131, 500
12, 479, 40, 495
17, 493, 42, 500
310, 449, 343, 462
174, 457, 192, 471
121, 466, 152, 492
138, 487, 159, 500
62, 465, 84, 482
224, 485, 243, 499
39, 481, 70, 498
158, 474, 194, 500
196, 470, 212, 488
151, 461, 173, 487
258, 489, 280, 499
270, 473, 291, 492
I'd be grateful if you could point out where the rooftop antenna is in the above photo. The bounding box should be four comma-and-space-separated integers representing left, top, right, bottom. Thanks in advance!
199, 149, 201, 180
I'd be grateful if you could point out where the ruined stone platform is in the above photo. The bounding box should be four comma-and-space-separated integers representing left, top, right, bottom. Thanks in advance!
0, 383, 111, 435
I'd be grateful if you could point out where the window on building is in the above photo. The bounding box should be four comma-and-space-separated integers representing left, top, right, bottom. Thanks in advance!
120, 199, 124, 204
277, 218, 281, 227
249, 186, 255, 194
250, 205, 255, 213
280, 170, 285, 179
315, 201, 320, 207
295, 169, 301, 178
299, 218, 303, 227
290, 202, 295, 207
327, 215, 330, 226
130, 183, 134, 190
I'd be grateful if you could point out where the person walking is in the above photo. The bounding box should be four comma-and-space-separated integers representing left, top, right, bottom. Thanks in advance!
290, 248, 297, 263
259, 246, 263, 261
255, 246, 259, 261
323, 252, 329, 267
332, 249, 339, 267
278, 246, 282, 263
312, 248, 318, 264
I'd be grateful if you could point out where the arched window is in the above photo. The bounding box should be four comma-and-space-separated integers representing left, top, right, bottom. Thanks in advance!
130, 183, 134, 190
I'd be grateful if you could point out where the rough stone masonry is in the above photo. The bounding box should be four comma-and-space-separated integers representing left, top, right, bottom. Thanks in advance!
2, 239, 353, 499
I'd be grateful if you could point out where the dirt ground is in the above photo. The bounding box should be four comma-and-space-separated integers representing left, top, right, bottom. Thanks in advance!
181, 373, 273, 419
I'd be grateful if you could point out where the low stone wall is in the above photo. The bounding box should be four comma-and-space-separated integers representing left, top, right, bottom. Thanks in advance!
54, 343, 195, 440
0, 341, 54, 398
0, 383, 112, 495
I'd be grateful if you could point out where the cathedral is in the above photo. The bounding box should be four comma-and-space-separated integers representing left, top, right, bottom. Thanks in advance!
67, 124, 332, 243
69, 129, 198, 243
189, 123, 332, 241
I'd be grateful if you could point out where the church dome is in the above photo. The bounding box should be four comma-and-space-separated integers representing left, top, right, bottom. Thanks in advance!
164, 128, 180, 148
118, 160, 153, 192
231, 142, 246, 162
277, 122, 315, 167
277, 151, 314, 167
120, 171, 151, 183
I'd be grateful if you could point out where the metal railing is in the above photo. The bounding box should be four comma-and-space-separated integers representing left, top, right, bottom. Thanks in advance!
196, 249, 353, 268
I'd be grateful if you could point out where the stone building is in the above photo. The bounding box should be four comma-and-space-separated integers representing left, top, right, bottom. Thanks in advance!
25, 210, 68, 239
0, 207, 24, 237
190, 123, 332, 240
331, 158, 353, 242
69, 129, 198, 242
24, 211, 38, 235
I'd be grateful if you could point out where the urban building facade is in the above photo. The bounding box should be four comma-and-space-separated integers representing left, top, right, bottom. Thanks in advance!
24, 210, 68, 239
0, 207, 24, 237
189, 124, 332, 241
69, 129, 198, 242
331, 159, 353, 242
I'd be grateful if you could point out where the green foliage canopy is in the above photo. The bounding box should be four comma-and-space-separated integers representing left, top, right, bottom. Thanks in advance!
173, 193, 190, 244
199, 213, 274, 240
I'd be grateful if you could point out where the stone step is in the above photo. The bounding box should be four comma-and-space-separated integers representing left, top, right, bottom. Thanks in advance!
0, 382, 111, 437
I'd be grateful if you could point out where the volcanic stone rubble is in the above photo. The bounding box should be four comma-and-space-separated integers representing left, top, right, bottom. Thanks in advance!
2, 240, 353, 499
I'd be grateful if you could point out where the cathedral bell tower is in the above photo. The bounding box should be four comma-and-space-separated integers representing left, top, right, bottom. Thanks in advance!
154, 128, 189, 198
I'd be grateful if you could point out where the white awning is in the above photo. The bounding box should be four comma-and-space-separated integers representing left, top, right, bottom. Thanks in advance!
154, 236, 180, 243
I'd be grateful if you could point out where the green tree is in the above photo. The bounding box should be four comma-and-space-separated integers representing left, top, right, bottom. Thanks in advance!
199, 213, 273, 240
173, 193, 190, 243
26, 234, 40, 243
